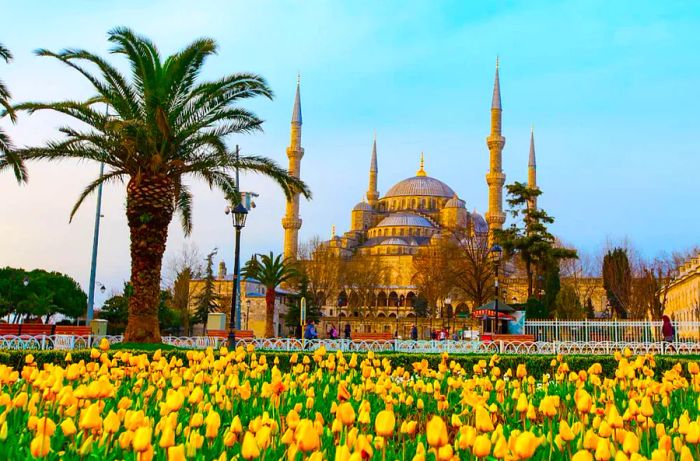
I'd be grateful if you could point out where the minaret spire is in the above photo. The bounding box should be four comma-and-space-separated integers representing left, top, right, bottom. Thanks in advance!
282, 76, 304, 260
485, 57, 506, 244
366, 132, 379, 206
527, 126, 538, 211
416, 152, 427, 177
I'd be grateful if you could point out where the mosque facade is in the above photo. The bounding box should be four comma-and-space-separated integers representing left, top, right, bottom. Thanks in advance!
279, 61, 565, 336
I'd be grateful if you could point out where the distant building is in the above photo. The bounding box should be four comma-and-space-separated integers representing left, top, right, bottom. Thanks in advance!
188, 262, 296, 337
664, 253, 700, 338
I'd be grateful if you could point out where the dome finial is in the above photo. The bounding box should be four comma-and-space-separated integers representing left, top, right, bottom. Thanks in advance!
416, 151, 427, 177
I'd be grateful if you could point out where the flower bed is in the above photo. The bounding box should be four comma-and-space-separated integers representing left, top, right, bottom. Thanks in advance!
1, 340, 699, 459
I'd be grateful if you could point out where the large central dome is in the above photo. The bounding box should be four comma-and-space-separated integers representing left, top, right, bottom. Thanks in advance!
384, 175, 455, 198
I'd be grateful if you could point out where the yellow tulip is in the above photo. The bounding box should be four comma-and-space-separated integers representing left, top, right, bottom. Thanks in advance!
514, 431, 541, 459
241, 431, 260, 460
205, 411, 221, 439
168, 444, 186, 461
160, 425, 176, 449
103, 410, 120, 434
35, 417, 56, 437
133, 427, 152, 452
572, 450, 594, 461
560, 421, 575, 442
337, 402, 355, 426
516, 393, 529, 413
595, 438, 611, 461
30, 435, 51, 458
622, 432, 639, 454
426, 416, 449, 448
476, 406, 494, 432
296, 419, 320, 452
687, 422, 700, 444
473, 435, 492, 457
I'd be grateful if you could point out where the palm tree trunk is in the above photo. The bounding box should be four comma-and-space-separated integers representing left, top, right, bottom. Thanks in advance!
123, 174, 175, 343
265, 288, 276, 337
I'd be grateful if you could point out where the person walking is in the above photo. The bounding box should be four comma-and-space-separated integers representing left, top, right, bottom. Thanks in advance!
329, 324, 338, 339
410, 324, 418, 341
662, 315, 675, 342
344, 323, 351, 340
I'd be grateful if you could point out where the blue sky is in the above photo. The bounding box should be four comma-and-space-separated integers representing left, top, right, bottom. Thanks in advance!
0, 1, 698, 305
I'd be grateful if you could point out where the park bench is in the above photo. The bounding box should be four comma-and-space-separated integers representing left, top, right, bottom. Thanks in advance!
0, 323, 55, 336
206, 330, 255, 339
351, 332, 395, 342
55, 325, 91, 336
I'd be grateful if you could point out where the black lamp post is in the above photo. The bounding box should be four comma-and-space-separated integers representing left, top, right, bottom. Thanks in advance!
490, 244, 503, 334
397, 295, 404, 338
225, 203, 248, 348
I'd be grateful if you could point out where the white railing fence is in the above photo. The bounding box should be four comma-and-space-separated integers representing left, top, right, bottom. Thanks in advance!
1, 334, 700, 356
524, 320, 700, 343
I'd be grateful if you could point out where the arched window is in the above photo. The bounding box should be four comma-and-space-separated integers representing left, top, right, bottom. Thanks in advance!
377, 291, 388, 307
388, 292, 399, 307
406, 292, 416, 307
338, 291, 348, 307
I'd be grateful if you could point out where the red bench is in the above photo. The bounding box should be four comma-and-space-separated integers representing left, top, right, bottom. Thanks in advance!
0, 324, 92, 336
55, 325, 91, 336
207, 330, 255, 339
0, 324, 54, 336
351, 332, 395, 341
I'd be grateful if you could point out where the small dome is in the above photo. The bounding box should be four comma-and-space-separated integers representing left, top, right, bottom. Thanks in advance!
384, 176, 455, 198
353, 201, 373, 212
376, 213, 434, 228
444, 194, 465, 208
381, 237, 408, 246
470, 212, 489, 233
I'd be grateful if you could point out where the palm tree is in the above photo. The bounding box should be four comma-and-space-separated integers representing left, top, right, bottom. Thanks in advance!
16, 28, 310, 342
242, 252, 298, 337
0, 43, 25, 182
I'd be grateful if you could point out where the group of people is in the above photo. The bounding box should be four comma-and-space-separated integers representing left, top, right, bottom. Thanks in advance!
298, 321, 353, 340
298, 321, 464, 341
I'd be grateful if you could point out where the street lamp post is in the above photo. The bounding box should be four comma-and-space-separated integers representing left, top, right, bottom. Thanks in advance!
245, 299, 251, 330
225, 203, 248, 348
490, 245, 503, 334
397, 295, 404, 338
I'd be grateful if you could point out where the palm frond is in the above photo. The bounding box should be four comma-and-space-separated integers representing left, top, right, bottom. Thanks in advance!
0, 129, 26, 183
0, 44, 11, 62
174, 183, 193, 235
69, 169, 126, 221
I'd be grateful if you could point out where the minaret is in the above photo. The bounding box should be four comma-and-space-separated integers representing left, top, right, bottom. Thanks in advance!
366, 133, 379, 206
282, 75, 304, 260
485, 57, 506, 244
527, 126, 538, 211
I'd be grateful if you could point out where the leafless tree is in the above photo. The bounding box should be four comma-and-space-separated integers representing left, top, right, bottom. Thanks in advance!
297, 236, 342, 309
341, 254, 386, 317
412, 239, 454, 319
444, 228, 493, 310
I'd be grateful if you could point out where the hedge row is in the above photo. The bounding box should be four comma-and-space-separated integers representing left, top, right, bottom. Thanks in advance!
4, 348, 699, 379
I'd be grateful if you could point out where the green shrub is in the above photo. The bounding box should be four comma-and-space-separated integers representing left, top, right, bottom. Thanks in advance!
3, 348, 697, 379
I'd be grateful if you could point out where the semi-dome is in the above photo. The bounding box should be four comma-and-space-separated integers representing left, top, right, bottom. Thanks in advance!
384, 176, 455, 198
376, 213, 434, 228
353, 201, 373, 212
444, 194, 466, 208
